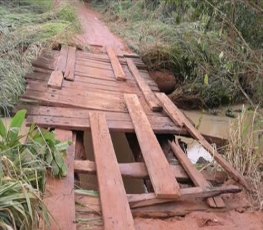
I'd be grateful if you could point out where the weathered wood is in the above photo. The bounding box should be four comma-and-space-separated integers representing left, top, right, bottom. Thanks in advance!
74, 160, 188, 180
22, 90, 127, 113
169, 140, 226, 208
89, 112, 135, 230
124, 94, 180, 198
156, 92, 248, 189
127, 59, 162, 111
47, 71, 64, 89
128, 185, 241, 208
64, 46, 76, 81
169, 141, 210, 188
43, 130, 76, 230
106, 47, 126, 81
55, 45, 68, 73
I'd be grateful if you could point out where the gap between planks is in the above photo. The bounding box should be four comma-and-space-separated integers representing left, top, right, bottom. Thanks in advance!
89, 112, 135, 230
124, 94, 180, 198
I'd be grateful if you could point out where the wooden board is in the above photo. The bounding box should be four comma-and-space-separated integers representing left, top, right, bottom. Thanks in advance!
55, 45, 68, 73
169, 141, 210, 188
156, 92, 248, 189
127, 185, 241, 208
169, 140, 225, 208
89, 112, 135, 230
124, 94, 180, 198
106, 47, 126, 81
74, 160, 189, 181
47, 71, 64, 89
127, 59, 162, 111
43, 130, 76, 230
64, 46, 76, 81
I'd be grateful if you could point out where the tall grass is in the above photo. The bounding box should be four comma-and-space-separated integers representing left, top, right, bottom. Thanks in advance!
92, 0, 263, 108
0, 0, 80, 114
226, 108, 263, 209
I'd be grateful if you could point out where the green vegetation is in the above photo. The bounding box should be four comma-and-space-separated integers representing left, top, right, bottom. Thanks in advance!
0, 110, 70, 229
92, 0, 263, 108
0, 0, 80, 113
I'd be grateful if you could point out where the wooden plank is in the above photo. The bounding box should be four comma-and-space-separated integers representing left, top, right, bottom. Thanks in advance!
55, 45, 68, 73
127, 59, 162, 112
22, 90, 127, 113
169, 141, 210, 188
169, 140, 225, 208
124, 94, 180, 198
127, 185, 241, 208
156, 92, 248, 189
89, 112, 135, 230
74, 160, 189, 181
64, 46, 76, 81
43, 130, 76, 230
47, 71, 64, 89
26, 115, 187, 134
106, 47, 126, 81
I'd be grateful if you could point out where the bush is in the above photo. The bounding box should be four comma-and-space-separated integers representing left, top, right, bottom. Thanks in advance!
93, 0, 263, 108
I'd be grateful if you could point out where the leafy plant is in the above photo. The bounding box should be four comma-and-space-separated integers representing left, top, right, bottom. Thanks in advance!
0, 110, 70, 229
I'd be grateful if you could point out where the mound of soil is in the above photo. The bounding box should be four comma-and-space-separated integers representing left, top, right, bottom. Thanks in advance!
149, 70, 176, 94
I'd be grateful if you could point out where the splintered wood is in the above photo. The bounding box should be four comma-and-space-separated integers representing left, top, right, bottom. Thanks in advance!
156, 92, 248, 189
89, 112, 135, 230
124, 94, 181, 198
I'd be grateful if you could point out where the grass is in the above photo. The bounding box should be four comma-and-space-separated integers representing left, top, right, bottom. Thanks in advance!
0, 0, 80, 114
226, 108, 263, 209
92, 0, 263, 109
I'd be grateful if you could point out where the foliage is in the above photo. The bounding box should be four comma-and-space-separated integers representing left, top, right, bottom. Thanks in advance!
0, 110, 70, 229
93, 0, 263, 108
226, 108, 263, 209
0, 1, 80, 113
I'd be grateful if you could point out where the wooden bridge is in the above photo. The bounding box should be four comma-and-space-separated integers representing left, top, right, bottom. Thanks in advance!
19, 45, 247, 229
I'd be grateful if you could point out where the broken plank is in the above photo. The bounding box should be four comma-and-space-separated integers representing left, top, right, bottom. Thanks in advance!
169, 140, 226, 208
128, 185, 241, 208
124, 94, 180, 198
169, 141, 210, 188
89, 112, 135, 230
64, 46, 76, 81
74, 160, 188, 181
43, 130, 76, 230
156, 92, 248, 189
106, 47, 126, 81
47, 71, 64, 89
55, 45, 68, 73
127, 59, 162, 112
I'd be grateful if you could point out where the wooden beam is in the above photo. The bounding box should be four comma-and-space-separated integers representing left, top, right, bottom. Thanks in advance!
127, 185, 241, 208
74, 160, 188, 181
47, 71, 64, 89
106, 47, 126, 81
43, 130, 76, 230
156, 92, 248, 189
169, 140, 226, 208
55, 45, 68, 73
127, 59, 162, 112
124, 94, 180, 198
89, 112, 135, 230
64, 46, 76, 81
